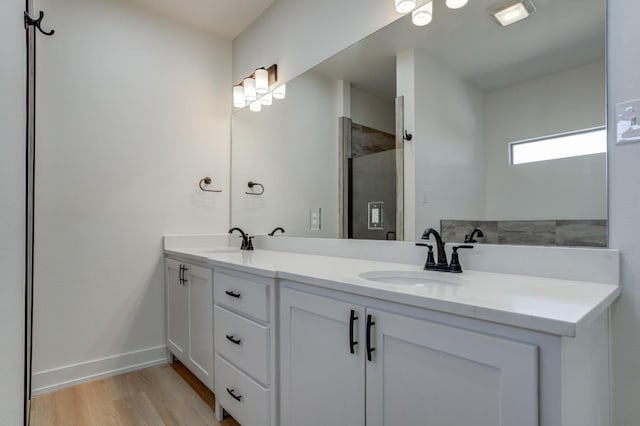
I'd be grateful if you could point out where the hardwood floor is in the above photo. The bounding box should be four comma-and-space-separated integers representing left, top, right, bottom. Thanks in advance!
30, 362, 240, 426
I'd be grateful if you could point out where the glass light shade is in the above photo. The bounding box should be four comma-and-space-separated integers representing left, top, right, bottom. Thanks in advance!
395, 0, 416, 13
412, 2, 433, 26
273, 84, 286, 100
233, 85, 245, 108
255, 68, 269, 94
261, 92, 273, 106
243, 77, 257, 102
445, 0, 469, 9
249, 100, 262, 112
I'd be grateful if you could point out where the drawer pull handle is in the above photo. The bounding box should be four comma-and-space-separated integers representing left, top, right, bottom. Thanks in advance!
225, 290, 241, 298
349, 309, 358, 354
366, 314, 376, 362
226, 387, 242, 402
225, 334, 242, 345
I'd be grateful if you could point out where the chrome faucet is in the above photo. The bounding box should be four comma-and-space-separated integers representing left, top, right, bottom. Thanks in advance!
229, 227, 253, 250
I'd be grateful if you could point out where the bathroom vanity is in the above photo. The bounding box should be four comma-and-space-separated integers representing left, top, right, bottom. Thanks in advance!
164, 235, 619, 426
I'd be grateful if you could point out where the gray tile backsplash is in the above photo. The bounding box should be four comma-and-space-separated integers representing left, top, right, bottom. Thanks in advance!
441, 219, 607, 247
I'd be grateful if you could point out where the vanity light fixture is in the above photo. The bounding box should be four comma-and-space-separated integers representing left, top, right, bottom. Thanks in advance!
273, 84, 286, 100
260, 92, 273, 106
232, 64, 279, 110
396, 0, 469, 27
249, 100, 262, 112
396, 0, 417, 13
490, 0, 536, 27
233, 85, 246, 108
412, 1, 433, 26
255, 68, 269, 94
243, 77, 257, 102
445, 0, 469, 9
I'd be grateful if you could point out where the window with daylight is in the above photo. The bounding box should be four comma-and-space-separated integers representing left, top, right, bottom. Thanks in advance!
509, 127, 606, 165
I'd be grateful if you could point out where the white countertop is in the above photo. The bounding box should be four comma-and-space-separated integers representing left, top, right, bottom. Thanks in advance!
165, 246, 620, 337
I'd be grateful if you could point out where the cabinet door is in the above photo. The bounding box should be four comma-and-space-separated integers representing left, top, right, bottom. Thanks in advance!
186, 263, 214, 391
280, 288, 365, 426
366, 309, 538, 426
166, 259, 188, 361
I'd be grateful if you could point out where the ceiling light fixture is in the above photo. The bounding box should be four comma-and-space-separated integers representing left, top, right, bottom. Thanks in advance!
260, 92, 273, 106
395, 0, 417, 13
490, 0, 536, 27
412, 1, 433, 26
445, 0, 469, 9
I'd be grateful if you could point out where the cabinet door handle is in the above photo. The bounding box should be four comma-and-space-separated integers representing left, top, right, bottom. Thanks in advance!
179, 265, 184, 285
366, 314, 376, 362
349, 309, 359, 354
226, 387, 242, 402
225, 334, 242, 345
225, 290, 241, 298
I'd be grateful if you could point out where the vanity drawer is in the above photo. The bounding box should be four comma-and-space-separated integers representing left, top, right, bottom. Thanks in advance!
215, 354, 269, 426
214, 305, 270, 385
214, 271, 269, 321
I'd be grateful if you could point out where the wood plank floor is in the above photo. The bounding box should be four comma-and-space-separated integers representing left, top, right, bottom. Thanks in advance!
30, 362, 240, 426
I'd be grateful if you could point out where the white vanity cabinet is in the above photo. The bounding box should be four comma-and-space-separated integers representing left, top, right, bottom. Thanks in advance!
165, 258, 214, 391
213, 268, 276, 426
280, 285, 539, 426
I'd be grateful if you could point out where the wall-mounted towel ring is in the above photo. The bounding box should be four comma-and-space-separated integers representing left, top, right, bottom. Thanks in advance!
199, 177, 222, 193
245, 181, 264, 195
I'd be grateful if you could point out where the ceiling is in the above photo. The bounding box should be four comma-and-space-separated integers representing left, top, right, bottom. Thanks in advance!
313, 0, 605, 99
125, 0, 275, 40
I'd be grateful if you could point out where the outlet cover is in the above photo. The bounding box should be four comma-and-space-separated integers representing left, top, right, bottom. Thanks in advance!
616, 99, 640, 144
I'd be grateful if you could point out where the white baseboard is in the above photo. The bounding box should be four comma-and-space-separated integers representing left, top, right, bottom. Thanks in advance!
31, 345, 168, 396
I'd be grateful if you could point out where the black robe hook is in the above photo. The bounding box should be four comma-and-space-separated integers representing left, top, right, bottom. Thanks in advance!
24, 11, 55, 36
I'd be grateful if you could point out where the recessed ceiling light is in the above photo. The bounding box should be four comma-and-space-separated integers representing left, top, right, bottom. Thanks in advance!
490, 0, 536, 27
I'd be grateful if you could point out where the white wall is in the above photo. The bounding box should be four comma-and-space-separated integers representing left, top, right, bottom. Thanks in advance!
484, 61, 606, 220
32, 0, 231, 391
0, 0, 25, 423
231, 70, 339, 237
398, 49, 485, 239
608, 0, 640, 424
232, 0, 399, 85
350, 86, 395, 134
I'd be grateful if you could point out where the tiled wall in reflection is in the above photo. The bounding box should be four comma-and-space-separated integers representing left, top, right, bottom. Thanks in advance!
440, 219, 607, 247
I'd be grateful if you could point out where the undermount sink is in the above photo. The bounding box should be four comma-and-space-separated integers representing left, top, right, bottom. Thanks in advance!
358, 270, 466, 287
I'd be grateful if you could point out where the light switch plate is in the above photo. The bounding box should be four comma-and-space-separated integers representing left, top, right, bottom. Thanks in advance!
368, 202, 384, 230
616, 99, 640, 144
310, 207, 321, 231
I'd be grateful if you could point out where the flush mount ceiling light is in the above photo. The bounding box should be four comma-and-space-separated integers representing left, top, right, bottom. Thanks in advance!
445, 0, 468, 9
412, 1, 433, 26
395, 0, 417, 13
490, 0, 536, 27
232, 64, 279, 111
